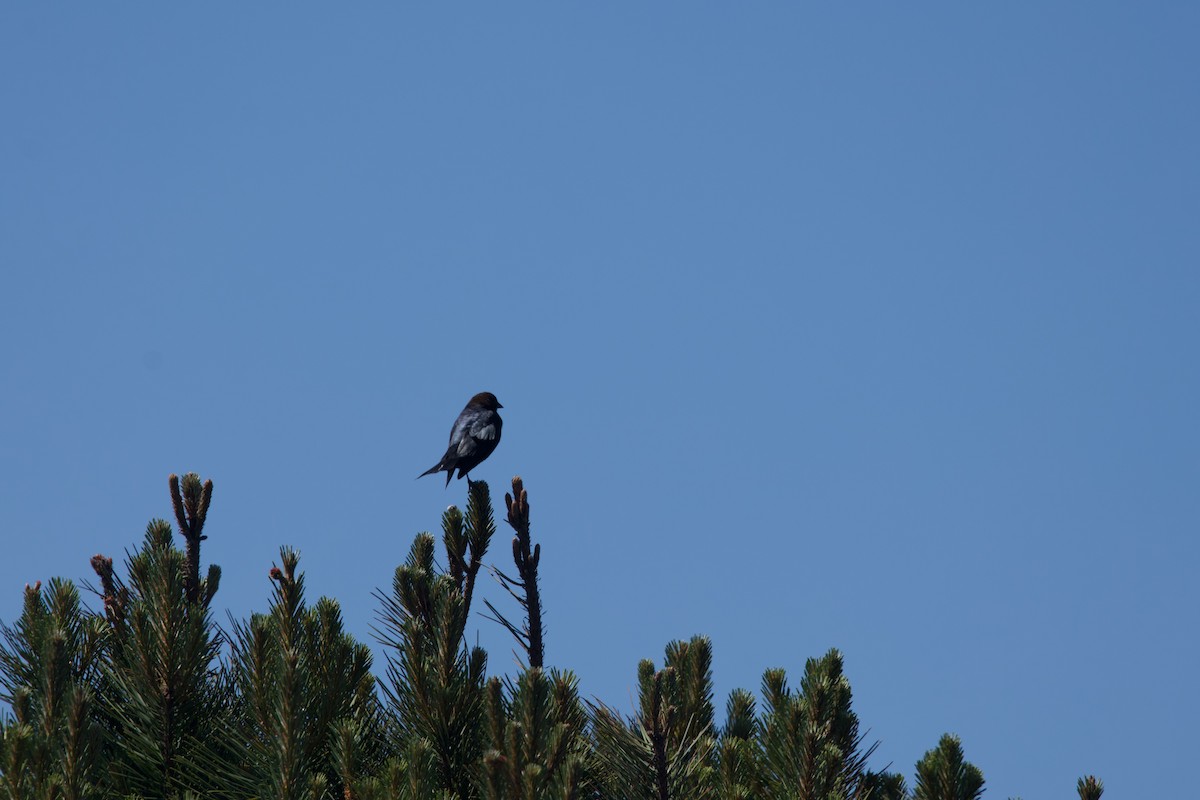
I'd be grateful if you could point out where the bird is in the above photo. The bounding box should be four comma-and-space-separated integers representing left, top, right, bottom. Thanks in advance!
419, 392, 504, 487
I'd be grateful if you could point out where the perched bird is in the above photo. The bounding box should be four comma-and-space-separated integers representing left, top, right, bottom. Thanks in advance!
419, 392, 504, 487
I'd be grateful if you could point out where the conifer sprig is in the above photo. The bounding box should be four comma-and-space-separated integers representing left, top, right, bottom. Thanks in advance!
96, 520, 227, 797
482, 668, 589, 800
590, 638, 718, 800
913, 734, 985, 800
227, 548, 380, 799
759, 649, 878, 800
168, 473, 215, 606
375, 533, 487, 798
1077, 775, 1104, 800
483, 477, 545, 669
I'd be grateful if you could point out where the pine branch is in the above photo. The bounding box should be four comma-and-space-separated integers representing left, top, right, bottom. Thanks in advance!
647, 668, 673, 800
463, 481, 495, 619
760, 650, 878, 800
483, 668, 590, 799
97, 517, 229, 797
373, 533, 487, 798
506, 478, 542, 668
485, 477, 545, 669
89, 554, 127, 627
168, 473, 215, 605
1078, 775, 1104, 800
913, 734, 984, 800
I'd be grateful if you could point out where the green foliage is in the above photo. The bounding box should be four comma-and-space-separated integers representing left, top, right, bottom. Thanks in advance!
1077, 775, 1104, 800
912, 734, 985, 800
443, 480, 494, 627
376, 532, 489, 798
759, 649, 876, 800
859, 770, 908, 800
714, 689, 764, 799
0, 472, 1101, 800
227, 547, 382, 799
591, 637, 718, 800
0, 579, 107, 800
482, 668, 589, 800
99, 519, 228, 797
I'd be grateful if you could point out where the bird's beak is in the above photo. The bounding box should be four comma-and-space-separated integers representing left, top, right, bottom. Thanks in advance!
497, 403, 504, 408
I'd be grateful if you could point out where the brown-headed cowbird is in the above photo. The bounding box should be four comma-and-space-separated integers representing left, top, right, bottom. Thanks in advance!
419, 392, 504, 487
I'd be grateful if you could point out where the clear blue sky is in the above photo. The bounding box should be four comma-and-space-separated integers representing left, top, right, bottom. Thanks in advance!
2, 4, 1197, 797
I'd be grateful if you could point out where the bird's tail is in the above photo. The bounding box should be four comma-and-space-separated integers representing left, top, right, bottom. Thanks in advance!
418, 461, 454, 488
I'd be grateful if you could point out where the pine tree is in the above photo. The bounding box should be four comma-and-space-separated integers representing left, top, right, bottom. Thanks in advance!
714, 688, 765, 800
227, 547, 382, 799
0, 470, 1106, 800
858, 770, 908, 800
1077, 775, 1103, 800
591, 636, 717, 799
759, 649, 877, 800
375, 502, 492, 798
93, 511, 228, 796
912, 734, 984, 800
482, 668, 589, 800
0, 579, 107, 800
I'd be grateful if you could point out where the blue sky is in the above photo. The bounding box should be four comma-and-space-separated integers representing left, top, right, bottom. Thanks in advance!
2, 4, 1197, 797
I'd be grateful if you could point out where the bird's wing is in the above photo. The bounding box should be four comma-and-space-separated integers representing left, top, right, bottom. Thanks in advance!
455, 413, 498, 456
447, 414, 473, 446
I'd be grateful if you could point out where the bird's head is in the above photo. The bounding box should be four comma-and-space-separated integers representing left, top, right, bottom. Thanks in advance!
469, 391, 503, 410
